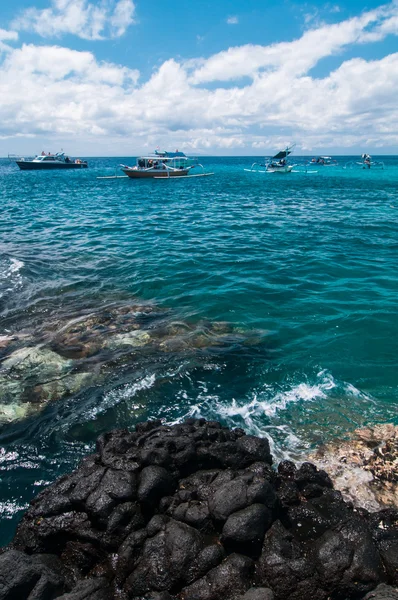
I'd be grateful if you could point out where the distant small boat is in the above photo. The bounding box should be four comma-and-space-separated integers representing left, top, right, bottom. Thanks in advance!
245, 144, 295, 174
358, 153, 384, 169
310, 156, 338, 166
121, 150, 208, 179
344, 153, 385, 170
16, 152, 88, 170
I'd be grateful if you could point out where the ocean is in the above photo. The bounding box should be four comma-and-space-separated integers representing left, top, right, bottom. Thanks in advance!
0, 155, 397, 546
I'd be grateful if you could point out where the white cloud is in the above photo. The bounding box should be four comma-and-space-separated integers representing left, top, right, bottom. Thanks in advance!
2, 3, 398, 153
226, 16, 239, 25
0, 28, 19, 54
189, 6, 396, 84
12, 0, 136, 40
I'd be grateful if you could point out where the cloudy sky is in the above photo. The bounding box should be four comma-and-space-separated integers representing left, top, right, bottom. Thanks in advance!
1, 0, 398, 156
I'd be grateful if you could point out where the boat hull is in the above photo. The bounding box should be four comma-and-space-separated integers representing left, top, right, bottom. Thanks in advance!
16, 161, 87, 170
122, 168, 190, 178
266, 165, 293, 173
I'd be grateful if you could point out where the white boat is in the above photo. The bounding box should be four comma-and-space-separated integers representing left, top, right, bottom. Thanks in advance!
245, 144, 295, 174
120, 150, 211, 179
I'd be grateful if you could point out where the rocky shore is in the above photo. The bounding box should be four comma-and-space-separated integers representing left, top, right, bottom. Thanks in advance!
309, 424, 398, 512
1, 419, 398, 600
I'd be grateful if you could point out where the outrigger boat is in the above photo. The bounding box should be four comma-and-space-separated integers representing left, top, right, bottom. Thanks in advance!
119, 150, 212, 179
245, 144, 295, 174
15, 152, 87, 170
344, 153, 385, 170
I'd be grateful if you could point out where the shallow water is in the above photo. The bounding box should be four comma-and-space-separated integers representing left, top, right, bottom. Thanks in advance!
0, 155, 397, 545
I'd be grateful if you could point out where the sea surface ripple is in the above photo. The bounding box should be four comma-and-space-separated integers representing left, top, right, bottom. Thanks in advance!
0, 155, 397, 544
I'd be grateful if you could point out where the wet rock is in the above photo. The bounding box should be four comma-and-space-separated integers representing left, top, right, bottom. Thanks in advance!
0, 335, 17, 349
124, 518, 205, 595
85, 468, 137, 524
180, 553, 254, 600
0, 549, 65, 600
308, 423, 398, 510
362, 583, 398, 599
0, 396, 32, 423
32, 372, 94, 402
255, 520, 325, 600
209, 476, 251, 521
4, 419, 397, 600
375, 533, 398, 585
0, 346, 81, 417
104, 330, 151, 350
240, 588, 275, 600
54, 577, 110, 600
221, 503, 273, 557
138, 465, 175, 507
1, 346, 72, 378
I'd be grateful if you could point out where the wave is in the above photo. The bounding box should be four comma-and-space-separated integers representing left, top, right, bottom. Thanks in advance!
166, 368, 377, 462
0, 501, 30, 519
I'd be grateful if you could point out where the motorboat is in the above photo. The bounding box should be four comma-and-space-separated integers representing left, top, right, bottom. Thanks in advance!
245, 144, 295, 174
121, 150, 205, 179
310, 156, 338, 166
16, 152, 88, 170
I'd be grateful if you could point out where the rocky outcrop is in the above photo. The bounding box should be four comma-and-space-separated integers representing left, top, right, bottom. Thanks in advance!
1, 419, 398, 599
308, 424, 398, 511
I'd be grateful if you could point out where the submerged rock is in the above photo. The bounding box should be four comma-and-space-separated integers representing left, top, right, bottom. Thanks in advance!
0, 399, 33, 423
0, 335, 17, 349
0, 302, 270, 424
104, 330, 151, 350
2, 419, 398, 599
308, 423, 398, 511
1, 346, 73, 377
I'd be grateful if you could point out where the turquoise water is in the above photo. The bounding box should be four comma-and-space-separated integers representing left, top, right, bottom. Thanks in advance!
0, 156, 397, 545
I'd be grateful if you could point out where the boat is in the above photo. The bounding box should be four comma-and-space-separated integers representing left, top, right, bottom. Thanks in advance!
310, 156, 338, 166
120, 150, 209, 179
343, 153, 385, 170
16, 152, 88, 170
245, 144, 295, 174
358, 153, 385, 169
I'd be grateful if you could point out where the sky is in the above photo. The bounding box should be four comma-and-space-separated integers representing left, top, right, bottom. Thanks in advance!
0, 0, 398, 156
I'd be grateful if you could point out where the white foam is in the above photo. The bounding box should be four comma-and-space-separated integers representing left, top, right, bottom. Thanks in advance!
0, 257, 24, 299
86, 374, 156, 420
0, 448, 19, 464
0, 501, 29, 518
166, 368, 376, 462
8, 258, 24, 274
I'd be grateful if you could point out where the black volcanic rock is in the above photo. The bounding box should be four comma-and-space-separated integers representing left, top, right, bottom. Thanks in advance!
2, 419, 398, 599
363, 584, 398, 599
0, 550, 65, 600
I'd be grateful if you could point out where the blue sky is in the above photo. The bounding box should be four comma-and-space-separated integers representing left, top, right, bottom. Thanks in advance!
1, 0, 398, 155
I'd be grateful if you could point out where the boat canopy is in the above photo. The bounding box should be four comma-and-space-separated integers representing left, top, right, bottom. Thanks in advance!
154, 150, 186, 158
272, 145, 294, 160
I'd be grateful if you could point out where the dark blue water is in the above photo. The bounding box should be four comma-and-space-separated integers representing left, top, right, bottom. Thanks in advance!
0, 155, 397, 545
